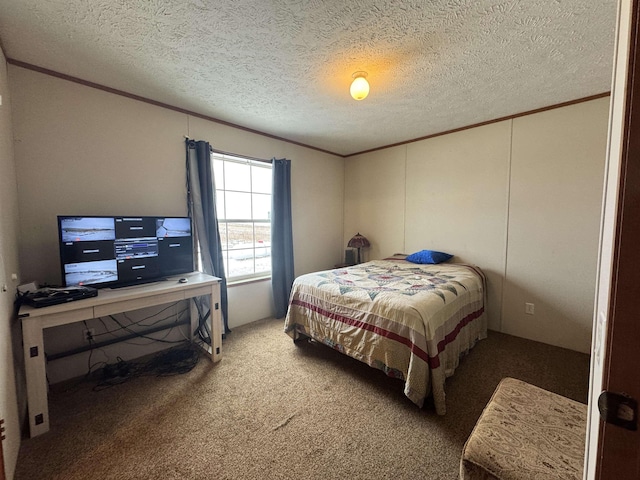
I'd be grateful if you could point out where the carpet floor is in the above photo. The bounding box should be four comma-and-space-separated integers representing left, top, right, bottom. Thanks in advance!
15, 318, 590, 480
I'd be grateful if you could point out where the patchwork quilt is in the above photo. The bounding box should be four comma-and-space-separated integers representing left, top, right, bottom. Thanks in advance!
284, 258, 487, 414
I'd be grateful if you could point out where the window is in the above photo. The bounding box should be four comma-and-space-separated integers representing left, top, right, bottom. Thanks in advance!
212, 151, 272, 281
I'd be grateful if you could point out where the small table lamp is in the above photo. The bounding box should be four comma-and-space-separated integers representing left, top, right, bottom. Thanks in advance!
347, 232, 370, 264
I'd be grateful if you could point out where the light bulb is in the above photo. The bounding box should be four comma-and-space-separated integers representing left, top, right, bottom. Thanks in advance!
350, 73, 369, 101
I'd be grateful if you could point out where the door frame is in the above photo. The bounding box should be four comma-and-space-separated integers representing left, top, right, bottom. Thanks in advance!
585, 0, 640, 477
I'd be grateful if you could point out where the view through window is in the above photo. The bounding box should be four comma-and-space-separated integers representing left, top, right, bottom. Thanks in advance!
212, 151, 272, 280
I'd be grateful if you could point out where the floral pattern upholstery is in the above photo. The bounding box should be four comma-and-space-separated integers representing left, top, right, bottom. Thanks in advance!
460, 377, 587, 480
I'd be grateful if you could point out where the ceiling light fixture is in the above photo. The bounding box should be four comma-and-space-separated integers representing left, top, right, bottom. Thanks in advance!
350, 71, 369, 101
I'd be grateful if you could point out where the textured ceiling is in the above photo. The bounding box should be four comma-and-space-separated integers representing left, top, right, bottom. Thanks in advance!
0, 0, 617, 156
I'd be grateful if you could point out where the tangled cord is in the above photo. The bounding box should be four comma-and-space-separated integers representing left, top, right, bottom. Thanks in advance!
93, 342, 200, 391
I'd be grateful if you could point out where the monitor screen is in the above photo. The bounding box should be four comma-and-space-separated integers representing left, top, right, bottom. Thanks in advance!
58, 215, 194, 288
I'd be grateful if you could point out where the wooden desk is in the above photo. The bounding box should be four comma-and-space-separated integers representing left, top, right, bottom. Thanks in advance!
19, 272, 222, 438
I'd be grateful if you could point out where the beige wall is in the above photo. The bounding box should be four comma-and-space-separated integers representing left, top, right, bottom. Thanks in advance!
344, 97, 609, 353
405, 122, 511, 329
9, 65, 344, 382
503, 100, 609, 352
0, 49, 22, 479
344, 146, 406, 262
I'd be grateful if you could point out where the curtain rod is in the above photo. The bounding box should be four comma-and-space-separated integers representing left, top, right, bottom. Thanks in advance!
185, 136, 272, 164
210, 147, 272, 165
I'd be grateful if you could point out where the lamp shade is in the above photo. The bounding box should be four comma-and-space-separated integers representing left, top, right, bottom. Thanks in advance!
347, 232, 370, 249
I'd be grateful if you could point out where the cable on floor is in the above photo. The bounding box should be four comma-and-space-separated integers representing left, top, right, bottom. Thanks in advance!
93, 341, 201, 391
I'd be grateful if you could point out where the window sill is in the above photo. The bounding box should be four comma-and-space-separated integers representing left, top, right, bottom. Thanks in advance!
227, 275, 271, 287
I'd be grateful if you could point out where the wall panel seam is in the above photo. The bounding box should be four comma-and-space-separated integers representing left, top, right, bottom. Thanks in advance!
500, 118, 515, 333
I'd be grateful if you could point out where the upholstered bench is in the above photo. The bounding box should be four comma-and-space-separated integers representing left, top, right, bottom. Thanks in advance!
460, 377, 587, 480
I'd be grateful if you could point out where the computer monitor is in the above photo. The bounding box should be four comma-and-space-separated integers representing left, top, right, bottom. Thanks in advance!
58, 215, 194, 288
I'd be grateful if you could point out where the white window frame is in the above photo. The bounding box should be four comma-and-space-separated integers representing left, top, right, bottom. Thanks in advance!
211, 150, 272, 282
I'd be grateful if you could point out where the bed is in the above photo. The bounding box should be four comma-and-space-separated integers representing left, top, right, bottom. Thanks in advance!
284, 254, 487, 414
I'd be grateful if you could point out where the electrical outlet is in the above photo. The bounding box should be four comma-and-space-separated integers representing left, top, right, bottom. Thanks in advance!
83, 328, 95, 342
525, 303, 535, 315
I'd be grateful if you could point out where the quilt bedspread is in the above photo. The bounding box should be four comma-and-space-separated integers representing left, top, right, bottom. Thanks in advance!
284, 259, 487, 414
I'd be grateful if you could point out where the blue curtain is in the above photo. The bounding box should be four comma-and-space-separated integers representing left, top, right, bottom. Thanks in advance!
271, 158, 295, 318
186, 139, 230, 335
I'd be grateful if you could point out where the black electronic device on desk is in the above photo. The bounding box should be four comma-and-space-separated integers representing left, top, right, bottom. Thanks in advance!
57, 215, 194, 289
23, 286, 98, 308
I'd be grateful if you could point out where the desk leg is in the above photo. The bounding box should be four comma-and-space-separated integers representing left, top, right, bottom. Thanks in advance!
22, 317, 50, 437
190, 298, 199, 350
210, 283, 222, 363
189, 282, 222, 363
